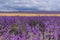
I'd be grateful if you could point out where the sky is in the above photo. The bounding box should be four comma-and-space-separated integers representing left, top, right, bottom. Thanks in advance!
0, 0, 60, 12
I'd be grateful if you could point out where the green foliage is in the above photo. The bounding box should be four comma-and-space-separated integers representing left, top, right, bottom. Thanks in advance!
29, 20, 38, 27
39, 22, 46, 32
9, 23, 18, 35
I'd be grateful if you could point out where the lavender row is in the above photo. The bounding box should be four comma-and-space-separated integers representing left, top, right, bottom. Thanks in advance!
0, 16, 60, 40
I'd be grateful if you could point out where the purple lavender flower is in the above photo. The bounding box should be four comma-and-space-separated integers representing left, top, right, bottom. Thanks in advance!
0, 16, 59, 40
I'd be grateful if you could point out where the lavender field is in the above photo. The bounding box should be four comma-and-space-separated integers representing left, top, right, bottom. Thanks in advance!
0, 16, 60, 40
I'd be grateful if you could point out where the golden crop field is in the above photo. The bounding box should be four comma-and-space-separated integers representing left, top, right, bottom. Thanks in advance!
0, 13, 60, 16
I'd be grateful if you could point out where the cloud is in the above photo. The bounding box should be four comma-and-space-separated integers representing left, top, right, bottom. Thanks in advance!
0, 0, 60, 11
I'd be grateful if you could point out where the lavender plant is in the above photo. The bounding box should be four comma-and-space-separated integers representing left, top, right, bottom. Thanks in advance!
0, 16, 59, 40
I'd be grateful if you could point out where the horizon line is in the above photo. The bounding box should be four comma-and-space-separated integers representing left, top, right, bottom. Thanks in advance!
0, 11, 60, 14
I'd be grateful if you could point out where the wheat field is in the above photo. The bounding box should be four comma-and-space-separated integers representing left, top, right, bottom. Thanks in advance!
0, 13, 59, 16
